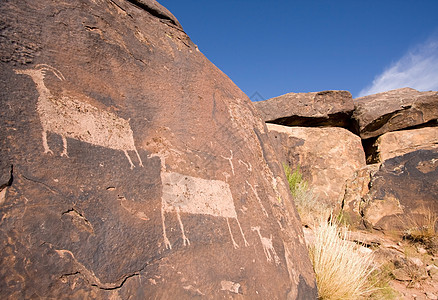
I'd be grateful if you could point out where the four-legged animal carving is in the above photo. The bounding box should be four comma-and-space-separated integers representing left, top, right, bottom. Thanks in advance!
16, 64, 280, 258
252, 226, 280, 265
14, 64, 143, 169
157, 155, 249, 250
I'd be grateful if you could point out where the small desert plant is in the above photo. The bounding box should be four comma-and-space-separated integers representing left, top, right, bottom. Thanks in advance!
401, 209, 438, 257
403, 210, 438, 245
283, 164, 329, 224
309, 221, 376, 300
284, 164, 307, 197
335, 209, 352, 226
368, 262, 399, 299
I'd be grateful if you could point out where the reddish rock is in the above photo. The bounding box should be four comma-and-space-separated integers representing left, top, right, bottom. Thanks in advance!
267, 124, 366, 210
353, 88, 438, 139
362, 150, 438, 232
0, 1, 316, 298
254, 90, 355, 128
392, 268, 412, 282
342, 146, 438, 231
375, 127, 438, 162
341, 164, 380, 227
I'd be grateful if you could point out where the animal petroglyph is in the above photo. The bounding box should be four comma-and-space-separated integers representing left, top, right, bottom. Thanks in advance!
246, 181, 269, 217
251, 226, 280, 265
14, 64, 143, 169
154, 154, 249, 250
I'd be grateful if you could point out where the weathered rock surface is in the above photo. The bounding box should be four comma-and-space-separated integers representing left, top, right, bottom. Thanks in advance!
374, 127, 438, 162
353, 88, 438, 139
267, 124, 366, 209
341, 164, 380, 227
0, 1, 316, 299
254, 90, 355, 128
362, 149, 438, 232
342, 137, 438, 230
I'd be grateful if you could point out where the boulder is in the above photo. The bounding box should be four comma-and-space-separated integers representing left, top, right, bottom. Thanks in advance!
341, 164, 380, 227
392, 268, 412, 282
375, 127, 438, 162
361, 150, 438, 232
254, 90, 355, 128
353, 88, 438, 139
267, 124, 366, 210
0, 1, 316, 299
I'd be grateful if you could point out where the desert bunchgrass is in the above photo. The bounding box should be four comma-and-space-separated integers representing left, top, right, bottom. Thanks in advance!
309, 221, 376, 300
403, 209, 438, 246
284, 163, 378, 298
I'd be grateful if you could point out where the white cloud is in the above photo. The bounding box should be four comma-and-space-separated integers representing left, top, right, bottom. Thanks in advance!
358, 34, 438, 97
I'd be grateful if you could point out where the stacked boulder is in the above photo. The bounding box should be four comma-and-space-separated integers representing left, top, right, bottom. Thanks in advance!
255, 91, 366, 219
350, 88, 438, 231
255, 88, 438, 232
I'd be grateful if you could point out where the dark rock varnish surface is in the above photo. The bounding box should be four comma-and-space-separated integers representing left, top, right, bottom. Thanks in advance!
254, 90, 354, 129
362, 149, 438, 232
353, 87, 438, 139
0, 1, 316, 299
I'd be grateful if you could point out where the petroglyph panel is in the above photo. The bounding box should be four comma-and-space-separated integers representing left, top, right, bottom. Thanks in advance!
14, 64, 143, 168
246, 181, 268, 217
158, 156, 249, 250
162, 172, 237, 218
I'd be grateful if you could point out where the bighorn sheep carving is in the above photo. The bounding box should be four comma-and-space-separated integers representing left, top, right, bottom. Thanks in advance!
14, 64, 143, 169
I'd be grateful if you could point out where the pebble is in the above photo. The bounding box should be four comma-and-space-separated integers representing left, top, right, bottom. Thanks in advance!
392, 268, 411, 281
417, 247, 428, 254
409, 257, 424, 267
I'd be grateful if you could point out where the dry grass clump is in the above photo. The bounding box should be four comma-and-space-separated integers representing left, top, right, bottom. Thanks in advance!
403, 210, 438, 247
309, 221, 376, 300
283, 163, 379, 299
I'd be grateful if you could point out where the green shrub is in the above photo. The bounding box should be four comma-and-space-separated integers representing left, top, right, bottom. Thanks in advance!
283, 164, 307, 197
283, 163, 328, 224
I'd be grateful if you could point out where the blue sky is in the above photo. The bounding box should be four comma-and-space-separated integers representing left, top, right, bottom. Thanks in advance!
161, 1, 438, 100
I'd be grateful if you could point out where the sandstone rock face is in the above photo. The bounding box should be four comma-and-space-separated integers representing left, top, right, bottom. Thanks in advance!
267, 124, 366, 209
0, 1, 316, 299
341, 164, 380, 227
353, 88, 438, 139
375, 127, 438, 162
254, 90, 354, 128
362, 150, 438, 231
